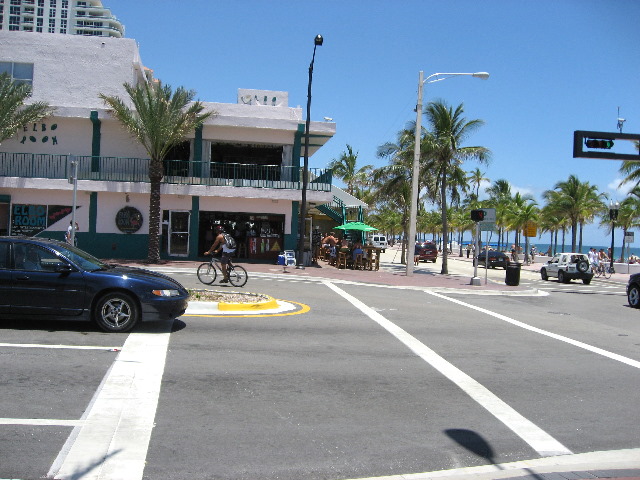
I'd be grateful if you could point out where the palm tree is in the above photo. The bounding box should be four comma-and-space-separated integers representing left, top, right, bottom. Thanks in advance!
423, 100, 490, 274
486, 179, 512, 250
375, 126, 417, 264
100, 81, 213, 263
610, 196, 640, 261
467, 168, 489, 202
543, 175, 599, 252
505, 199, 539, 263
328, 144, 373, 196
0, 72, 54, 143
619, 144, 640, 188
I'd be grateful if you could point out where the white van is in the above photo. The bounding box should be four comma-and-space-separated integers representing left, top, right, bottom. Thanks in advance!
368, 234, 388, 252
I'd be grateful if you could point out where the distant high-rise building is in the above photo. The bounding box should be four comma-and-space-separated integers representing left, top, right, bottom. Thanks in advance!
0, 0, 124, 37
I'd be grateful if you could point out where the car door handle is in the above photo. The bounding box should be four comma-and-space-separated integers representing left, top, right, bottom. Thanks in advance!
15, 275, 31, 280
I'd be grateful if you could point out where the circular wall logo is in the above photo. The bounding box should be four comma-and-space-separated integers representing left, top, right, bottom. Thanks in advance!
116, 206, 143, 234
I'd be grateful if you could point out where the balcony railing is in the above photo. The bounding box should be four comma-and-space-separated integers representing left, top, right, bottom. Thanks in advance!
0, 152, 332, 191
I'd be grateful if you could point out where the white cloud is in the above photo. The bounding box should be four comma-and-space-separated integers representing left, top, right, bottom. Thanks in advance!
607, 178, 634, 198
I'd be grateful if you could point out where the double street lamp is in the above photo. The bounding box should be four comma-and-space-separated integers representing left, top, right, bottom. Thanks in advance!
297, 34, 324, 269
609, 201, 619, 270
406, 71, 489, 277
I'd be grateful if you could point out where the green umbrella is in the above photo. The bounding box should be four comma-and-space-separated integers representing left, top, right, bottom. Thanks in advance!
335, 221, 378, 232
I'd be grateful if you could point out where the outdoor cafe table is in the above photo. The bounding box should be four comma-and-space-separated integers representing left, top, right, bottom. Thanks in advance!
363, 246, 381, 271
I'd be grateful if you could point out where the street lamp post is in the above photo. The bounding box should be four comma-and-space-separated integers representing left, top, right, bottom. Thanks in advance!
406, 71, 489, 276
609, 201, 619, 271
297, 34, 323, 269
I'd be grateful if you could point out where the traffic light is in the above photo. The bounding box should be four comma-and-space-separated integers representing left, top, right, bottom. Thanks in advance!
470, 209, 485, 222
585, 138, 614, 149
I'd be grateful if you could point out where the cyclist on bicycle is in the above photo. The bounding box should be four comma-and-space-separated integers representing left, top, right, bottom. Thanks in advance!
204, 225, 236, 283
598, 248, 609, 264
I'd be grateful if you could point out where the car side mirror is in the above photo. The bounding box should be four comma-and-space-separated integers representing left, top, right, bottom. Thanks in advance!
54, 264, 75, 274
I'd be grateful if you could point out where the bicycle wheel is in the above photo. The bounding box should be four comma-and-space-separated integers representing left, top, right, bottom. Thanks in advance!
228, 265, 248, 287
197, 262, 217, 285
605, 265, 613, 279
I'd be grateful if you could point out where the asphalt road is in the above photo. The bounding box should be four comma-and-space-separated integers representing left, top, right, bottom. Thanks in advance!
1, 261, 638, 480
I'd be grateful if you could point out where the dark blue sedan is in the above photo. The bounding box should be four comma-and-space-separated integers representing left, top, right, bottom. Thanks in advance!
0, 237, 189, 332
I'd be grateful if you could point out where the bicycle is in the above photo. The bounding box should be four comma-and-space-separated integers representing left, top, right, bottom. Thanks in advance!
197, 256, 248, 287
592, 262, 602, 278
592, 262, 614, 279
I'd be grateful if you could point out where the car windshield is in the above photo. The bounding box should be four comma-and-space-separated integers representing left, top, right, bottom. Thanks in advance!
53, 242, 109, 271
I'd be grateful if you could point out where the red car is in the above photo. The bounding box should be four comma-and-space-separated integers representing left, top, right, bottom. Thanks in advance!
416, 242, 438, 263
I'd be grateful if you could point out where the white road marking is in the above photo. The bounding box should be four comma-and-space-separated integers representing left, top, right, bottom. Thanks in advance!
322, 280, 572, 457
344, 447, 640, 480
48, 320, 172, 480
426, 290, 640, 370
0, 343, 119, 350
0, 418, 83, 426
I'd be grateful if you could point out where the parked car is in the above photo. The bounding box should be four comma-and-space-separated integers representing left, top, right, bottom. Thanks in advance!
628, 273, 640, 308
367, 234, 388, 252
0, 237, 189, 332
477, 250, 510, 269
540, 252, 593, 284
416, 242, 438, 263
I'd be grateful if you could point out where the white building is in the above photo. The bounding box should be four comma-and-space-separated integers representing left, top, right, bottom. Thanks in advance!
0, 30, 338, 262
0, 0, 124, 37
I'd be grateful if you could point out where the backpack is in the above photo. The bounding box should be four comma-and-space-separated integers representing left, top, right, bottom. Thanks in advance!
223, 233, 237, 249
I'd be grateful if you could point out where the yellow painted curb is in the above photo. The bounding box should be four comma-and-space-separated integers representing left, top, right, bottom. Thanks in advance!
218, 294, 279, 311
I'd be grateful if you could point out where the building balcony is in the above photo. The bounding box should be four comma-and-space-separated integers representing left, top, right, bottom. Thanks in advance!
0, 152, 332, 192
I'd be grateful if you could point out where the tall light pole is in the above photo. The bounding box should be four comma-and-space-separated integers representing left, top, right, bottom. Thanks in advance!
406, 71, 489, 276
609, 201, 619, 271
297, 34, 323, 269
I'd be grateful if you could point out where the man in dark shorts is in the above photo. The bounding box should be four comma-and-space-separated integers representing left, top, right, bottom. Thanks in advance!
204, 225, 236, 283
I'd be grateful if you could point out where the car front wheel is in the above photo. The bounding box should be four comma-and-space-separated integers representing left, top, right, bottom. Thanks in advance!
94, 292, 140, 333
541, 268, 548, 281
629, 284, 640, 308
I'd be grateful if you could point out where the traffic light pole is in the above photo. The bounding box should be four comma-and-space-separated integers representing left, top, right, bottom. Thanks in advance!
470, 222, 481, 286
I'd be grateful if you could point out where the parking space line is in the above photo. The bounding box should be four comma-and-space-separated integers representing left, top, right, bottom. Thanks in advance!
48, 320, 172, 480
322, 280, 572, 458
0, 418, 83, 427
0, 343, 119, 351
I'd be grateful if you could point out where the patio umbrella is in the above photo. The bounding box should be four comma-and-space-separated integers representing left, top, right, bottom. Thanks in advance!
335, 222, 378, 232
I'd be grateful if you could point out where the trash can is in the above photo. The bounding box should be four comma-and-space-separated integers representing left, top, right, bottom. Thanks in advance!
505, 263, 521, 286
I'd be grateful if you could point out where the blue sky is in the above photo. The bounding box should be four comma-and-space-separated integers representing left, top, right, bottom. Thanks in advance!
105, 0, 640, 246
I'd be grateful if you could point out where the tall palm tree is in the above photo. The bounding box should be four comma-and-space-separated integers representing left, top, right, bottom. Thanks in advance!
100, 81, 213, 263
486, 179, 512, 250
467, 168, 489, 202
0, 72, 54, 143
328, 144, 373, 196
423, 100, 490, 274
543, 175, 599, 252
505, 199, 539, 263
375, 126, 417, 264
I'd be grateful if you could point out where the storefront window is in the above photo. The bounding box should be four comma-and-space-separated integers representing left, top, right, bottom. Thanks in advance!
199, 211, 284, 260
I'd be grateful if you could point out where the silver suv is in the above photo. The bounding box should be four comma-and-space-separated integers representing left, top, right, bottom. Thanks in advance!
540, 252, 593, 284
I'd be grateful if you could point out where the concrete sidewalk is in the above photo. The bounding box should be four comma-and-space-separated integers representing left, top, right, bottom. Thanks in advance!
107, 245, 630, 292
105, 248, 531, 293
